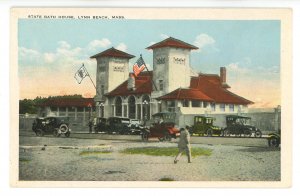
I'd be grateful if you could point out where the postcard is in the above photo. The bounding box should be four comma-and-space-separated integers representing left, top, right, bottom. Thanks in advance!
10, 8, 292, 187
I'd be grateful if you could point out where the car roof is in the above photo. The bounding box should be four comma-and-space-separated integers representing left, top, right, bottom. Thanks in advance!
195, 116, 214, 119
226, 115, 251, 119
152, 112, 176, 117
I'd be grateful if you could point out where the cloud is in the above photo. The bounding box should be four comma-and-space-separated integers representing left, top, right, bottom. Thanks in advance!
160, 34, 169, 39
224, 60, 280, 108
19, 40, 98, 99
87, 38, 111, 50
116, 43, 127, 51
58, 41, 71, 49
193, 34, 216, 52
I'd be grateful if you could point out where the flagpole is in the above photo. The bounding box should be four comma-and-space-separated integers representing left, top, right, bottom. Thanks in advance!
82, 64, 103, 101
82, 64, 97, 90
140, 54, 158, 91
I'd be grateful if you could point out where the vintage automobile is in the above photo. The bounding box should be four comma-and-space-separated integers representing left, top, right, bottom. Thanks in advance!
106, 117, 131, 134
32, 116, 71, 137
141, 112, 180, 142
94, 117, 107, 133
267, 130, 281, 147
190, 116, 223, 136
223, 115, 262, 137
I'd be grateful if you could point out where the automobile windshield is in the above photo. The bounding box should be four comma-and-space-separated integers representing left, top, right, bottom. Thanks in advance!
152, 113, 176, 123
236, 118, 251, 125
206, 118, 213, 125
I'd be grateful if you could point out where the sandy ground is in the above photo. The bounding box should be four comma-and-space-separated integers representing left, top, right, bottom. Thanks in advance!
19, 135, 280, 181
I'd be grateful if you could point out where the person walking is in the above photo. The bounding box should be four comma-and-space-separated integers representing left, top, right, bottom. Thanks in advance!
174, 126, 192, 164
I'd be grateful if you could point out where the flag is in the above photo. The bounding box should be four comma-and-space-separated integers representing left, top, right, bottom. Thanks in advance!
74, 65, 88, 84
133, 56, 146, 77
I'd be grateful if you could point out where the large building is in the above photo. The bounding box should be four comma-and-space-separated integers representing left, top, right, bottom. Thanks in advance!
90, 37, 253, 127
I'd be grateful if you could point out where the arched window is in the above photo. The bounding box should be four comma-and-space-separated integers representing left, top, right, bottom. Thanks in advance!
128, 96, 136, 119
115, 97, 122, 116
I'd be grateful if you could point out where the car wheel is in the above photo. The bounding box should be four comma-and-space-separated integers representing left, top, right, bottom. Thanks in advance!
268, 137, 279, 147
164, 132, 172, 141
36, 129, 44, 136
53, 129, 61, 137
223, 128, 230, 137
64, 131, 70, 138
141, 132, 149, 142
158, 137, 164, 142
255, 130, 262, 138
244, 130, 251, 137
59, 124, 68, 134
206, 129, 213, 137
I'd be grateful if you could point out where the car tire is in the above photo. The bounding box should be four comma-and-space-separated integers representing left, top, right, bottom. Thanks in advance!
223, 128, 230, 137
36, 129, 44, 137
255, 130, 262, 138
244, 130, 252, 137
64, 131, 70, 138
268, 137, 279, 147
59, 124, 69, 134
206, 129, 213, 137
164, 132, 172, 141
141, 132, 149, 142
53, 129, 61, 137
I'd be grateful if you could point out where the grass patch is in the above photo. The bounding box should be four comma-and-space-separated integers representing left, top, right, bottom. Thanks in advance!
79, 150, 112, 156
159, 177, 175, 181
120, 147, 212, 157
19, 157, 31, 163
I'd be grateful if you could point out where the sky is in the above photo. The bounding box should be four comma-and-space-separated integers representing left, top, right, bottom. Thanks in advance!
18, 19, 280, 108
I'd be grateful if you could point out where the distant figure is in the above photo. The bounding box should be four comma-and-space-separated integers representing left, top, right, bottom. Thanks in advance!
88, 119, 93, 133
174, 126, 192, 164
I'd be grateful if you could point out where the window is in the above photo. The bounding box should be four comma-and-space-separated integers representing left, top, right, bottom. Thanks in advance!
182, 100, 189, 107
210, 103, 216, 111
203, 102, 208, 108
229, 104, 234, 112
167, 101, 175, 112
159, 80, 164, 91
192, 100, 201, 107
123, 105, 127, 117
220, 104, 225, 112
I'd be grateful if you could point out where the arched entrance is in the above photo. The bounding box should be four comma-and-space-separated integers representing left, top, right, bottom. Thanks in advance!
115, 97, 122, 117
128, 96, 136, 119
142, 95, 150, 120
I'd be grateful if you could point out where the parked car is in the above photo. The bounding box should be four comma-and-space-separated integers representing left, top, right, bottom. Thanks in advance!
223, 115, 262, 137
94, 117, 107, 133
128, 119, 142, 135
267, 130, 281, 147
106, 117, 131, 134
141, 112, 180, 142
32, 116, 71, 137
190, 116, 223, 136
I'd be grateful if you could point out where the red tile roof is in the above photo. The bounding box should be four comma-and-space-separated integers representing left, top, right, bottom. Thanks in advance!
106, 71, 153, 97
146, 37, 198, 50
106, 71, 252, 105
90, 47, 135, 59
40, 98, 95, 107
188, 74, 252, 104
158, 88, 213, 101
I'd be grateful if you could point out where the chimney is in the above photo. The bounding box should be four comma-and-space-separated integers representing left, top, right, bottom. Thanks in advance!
127, 73, 136, 90
220, 67, 226, 84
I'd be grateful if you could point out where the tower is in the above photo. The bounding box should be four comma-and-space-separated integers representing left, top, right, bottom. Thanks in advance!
146, 37, 198, 97
90, 47, 135, 104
